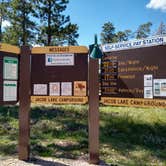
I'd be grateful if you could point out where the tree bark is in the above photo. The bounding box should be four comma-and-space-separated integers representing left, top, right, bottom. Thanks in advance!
47, 0, 51, 46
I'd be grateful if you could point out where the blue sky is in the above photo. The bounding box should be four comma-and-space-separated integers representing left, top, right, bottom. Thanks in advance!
65, 0, 166, 46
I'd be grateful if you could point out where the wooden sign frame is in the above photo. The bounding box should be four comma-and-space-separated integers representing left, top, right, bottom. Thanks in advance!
101, 44, 166, 108
31, 46, 88, 105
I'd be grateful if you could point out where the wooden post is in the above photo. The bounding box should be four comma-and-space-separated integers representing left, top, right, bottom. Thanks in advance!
88, 57, 99, 164
18, 46, 31, 160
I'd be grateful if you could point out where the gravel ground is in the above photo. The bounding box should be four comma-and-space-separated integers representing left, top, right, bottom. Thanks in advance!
0, 157, 109, 166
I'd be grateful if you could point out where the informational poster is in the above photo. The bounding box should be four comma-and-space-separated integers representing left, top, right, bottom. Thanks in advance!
74, 81, 86, 96
46, 54, 74, 66
144, 75, 153, 87
49, 82, 60, 96
154, 79, 166, 97
144, 87, 153, 99
34, 84, 47, 95
3, 57, 18, 80
61, 82, 72, 96
3, 81, 17, 101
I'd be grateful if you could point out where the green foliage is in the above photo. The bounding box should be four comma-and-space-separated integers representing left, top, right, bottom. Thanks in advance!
114, 30, 132, 42
100, 22, 116, 44
156, 22, 166, 35
35, 0, 79, 46
2, 0, 37, 46
135, 22, 152, 39
61, 23, 79, 45
100, 21, 153, 44
1, 0, 79, 46
100, 22, 132, 44
2, 26, 20, 45
0, 0, 10, 42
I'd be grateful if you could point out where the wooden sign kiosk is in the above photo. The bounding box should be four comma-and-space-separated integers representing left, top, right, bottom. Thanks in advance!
31, 46, 88, 104
0, 44, 99, 164
19, 45, 89, 160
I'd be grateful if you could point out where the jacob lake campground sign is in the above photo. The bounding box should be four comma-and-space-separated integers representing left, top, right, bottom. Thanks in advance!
101, 35, 166, 108
31, 46, 88, 104
0, 44, 19, 105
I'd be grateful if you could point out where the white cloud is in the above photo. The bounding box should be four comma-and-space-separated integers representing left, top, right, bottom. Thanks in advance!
146, 0, 166, 12
2, 20, 11, 28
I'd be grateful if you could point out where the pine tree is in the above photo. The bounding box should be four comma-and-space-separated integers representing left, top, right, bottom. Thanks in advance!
135, 22, 152, 39
36, 0, 79, 46
62, 23, 79, 45
3, 0, 37, 45
2, 25, 20, 45
156, 22, 166, 35
115, 30, 132, 42
100, 22, 116, 44
0, 0, 10, 42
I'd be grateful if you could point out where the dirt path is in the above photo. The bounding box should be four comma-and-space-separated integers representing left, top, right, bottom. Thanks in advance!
0, 157, 109, 166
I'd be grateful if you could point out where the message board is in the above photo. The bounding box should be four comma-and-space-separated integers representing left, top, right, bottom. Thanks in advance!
31, 46, 88, 104
0, 43, 20, 105
101, 36, 166, 108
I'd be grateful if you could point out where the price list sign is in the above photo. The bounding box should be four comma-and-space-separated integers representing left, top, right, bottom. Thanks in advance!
101, 57, 118, 96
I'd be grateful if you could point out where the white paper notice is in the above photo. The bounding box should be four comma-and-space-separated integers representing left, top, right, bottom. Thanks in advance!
144, 87, 153, 99
61, 82, 72, 96
46, 54, 74, 66
144, 75, 153, 87
3, 81, 17, 101
3, 57, 18, 80
49, 82, 60, 96
34, 84, 47, 95
154, 79, 166, 97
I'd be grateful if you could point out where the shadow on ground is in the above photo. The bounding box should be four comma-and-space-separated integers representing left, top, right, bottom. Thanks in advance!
0, 105, 166, 165
28, 157, 69, 166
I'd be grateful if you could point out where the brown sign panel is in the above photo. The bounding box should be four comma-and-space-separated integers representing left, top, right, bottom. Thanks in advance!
31, 46, 88, 104
0, 44, 20, 105
101, 45, 166, 107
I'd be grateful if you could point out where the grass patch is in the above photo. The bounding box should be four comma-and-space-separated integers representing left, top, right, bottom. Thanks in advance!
0, 104, 166, 165
100, 106, 166, 165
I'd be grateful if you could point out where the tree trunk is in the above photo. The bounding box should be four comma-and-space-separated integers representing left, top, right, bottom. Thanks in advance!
0, 19, 2, 42
22, 0, 26, 45
47, 0, 51, 46
0, 5, 2, 42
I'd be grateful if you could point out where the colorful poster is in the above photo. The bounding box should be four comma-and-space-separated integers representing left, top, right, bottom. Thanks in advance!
61, 82, 72, 96
49, 82, 60, 96
154, 79, 166, 97
46, 54, 74, 66
34, 84, 47, 95
3, 57, 18, 80
3, 81, 17, 101
144, 87, 153, 99
144, 75, 153, 87
74, 81, 86, 96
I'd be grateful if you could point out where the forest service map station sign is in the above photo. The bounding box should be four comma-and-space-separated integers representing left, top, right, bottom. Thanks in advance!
102, 35, 166, 52
101, 35, 166, 108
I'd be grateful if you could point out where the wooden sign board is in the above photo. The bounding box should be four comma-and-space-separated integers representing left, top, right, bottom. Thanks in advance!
0, 43, 20, 105
31, 46, 88, 104
101, 43, 166, 108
